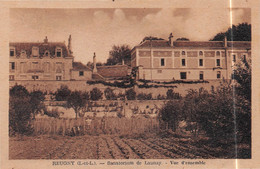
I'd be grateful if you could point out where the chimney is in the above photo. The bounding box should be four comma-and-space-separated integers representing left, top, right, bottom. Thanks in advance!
224, 35, 227, 48
93, 52, 97, 73
44, 36, 48, 43
168, 33, 174, 47
68, 35, 73, 54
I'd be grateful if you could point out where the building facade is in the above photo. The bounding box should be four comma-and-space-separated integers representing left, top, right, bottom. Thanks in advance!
131, 37, 251, 81
9, 36, 92, 82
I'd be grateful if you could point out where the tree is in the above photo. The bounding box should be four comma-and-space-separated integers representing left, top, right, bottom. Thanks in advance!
160, 100, 183, 131
233, 57, 251, 144
210, 23, 251, 41
55, 85, 71, 101
125, 88, 136, 100
9, 85, 33, 136
67, 91, 88, 119
30, 90, 45, 119
176, 37, 190, 41
106, 45, 131, 66
140, 36, 164, 43
90, 87, 103, 100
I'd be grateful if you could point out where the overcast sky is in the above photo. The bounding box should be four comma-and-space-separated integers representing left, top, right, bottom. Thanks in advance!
10, 8, 250, 64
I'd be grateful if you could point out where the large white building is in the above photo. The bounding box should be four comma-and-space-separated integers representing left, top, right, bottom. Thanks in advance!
131, 36, 251, 81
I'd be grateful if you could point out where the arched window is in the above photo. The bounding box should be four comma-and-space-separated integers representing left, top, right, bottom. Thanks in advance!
199, 51, 203, 56
216, 51, 221, 56
181, 51, 186, 56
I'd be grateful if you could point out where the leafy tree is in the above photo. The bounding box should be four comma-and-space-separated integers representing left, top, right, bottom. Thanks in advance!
140, 36, 164, 43
104, 87, 117, 100
9, 85, 33, 136
106, 45, 131, 66
176, 37, 190, 41
160, 100, 183, 131
198, 83, 235, 141
233, 57, 251, 144
67, 91, 88, 119
90, 87, 103, 100
30, 91, 45, 119
125, 88, 136, 100
210, 23, 251, 41
55, 85, 71, 101
183, 88, 209, 137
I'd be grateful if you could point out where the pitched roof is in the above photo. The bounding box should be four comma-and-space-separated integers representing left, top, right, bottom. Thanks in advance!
97, 65, 130, 79
9, 42, 71, 58
72, 62, 92, 71
137, 40, 251, 49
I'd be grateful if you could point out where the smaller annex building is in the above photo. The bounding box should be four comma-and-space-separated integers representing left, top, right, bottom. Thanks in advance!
131, 35, 251, 81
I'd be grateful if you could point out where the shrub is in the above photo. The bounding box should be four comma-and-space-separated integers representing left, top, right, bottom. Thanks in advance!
157, 94, 166, 100
137, 93, 152, 100
90, 87, 103, 100
55, 85, 71, 101
166, 89, 182, 100
125, 88, 136, 100
104, 87, 117, 100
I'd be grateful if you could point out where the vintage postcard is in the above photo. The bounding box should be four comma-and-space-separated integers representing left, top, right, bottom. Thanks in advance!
0, 0, 259, 169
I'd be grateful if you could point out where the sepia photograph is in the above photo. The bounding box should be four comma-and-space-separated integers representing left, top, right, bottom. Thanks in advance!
7, 7, 252, 161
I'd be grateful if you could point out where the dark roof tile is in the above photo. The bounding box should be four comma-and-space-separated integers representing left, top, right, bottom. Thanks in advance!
97, 65, 130, 78
137, 40, 251, 48
72, 62, 92, 71
9, 42, 71, 58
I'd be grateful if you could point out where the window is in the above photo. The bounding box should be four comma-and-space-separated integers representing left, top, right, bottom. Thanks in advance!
243, 54, 247, 61
10, 49, 15, 56
199, 71, 204, 80
56, 48, 62, 57
79, 71, 84, 76
20, 62, 26, 73
157, 70, 162, 73
233, 55, 236, 62
199, 59, 203, 66
217, 71, 221, 79
161, 58, 165, 66
56, 63, 62, 73
199, 51, 203, 56
181, 51, 186, 56
182, 59, 186, 66
56, 76, 62, 81
32, 62, 39, 70
216, 51, 221, 56
9, 75, 14, 81
180, 72, 187, 79
32, 75, 39, 80
216, 59, 220, 66
10, 62, 15, 70
32, 47, 39, 57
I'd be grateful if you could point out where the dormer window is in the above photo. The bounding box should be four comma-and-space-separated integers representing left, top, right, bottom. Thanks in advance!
56, 47, 62, 57
44, 50, 50, 57
20, 50, 26, 58
32, 47, 39, 57
10, 48, 15, 57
